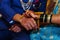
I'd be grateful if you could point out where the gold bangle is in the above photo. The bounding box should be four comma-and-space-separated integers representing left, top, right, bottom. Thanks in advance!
43, 15, 45, 23
47, 15, 51, 23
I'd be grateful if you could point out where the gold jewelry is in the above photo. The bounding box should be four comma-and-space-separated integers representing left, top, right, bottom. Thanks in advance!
47, 15, 51, 23
43, 14, 45, 23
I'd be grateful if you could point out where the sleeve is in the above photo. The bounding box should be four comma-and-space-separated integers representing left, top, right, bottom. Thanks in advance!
0, 0, 17, 24
38, 0, 47, 12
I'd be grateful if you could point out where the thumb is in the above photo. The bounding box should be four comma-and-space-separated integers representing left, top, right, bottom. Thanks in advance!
30, 13, 39, 19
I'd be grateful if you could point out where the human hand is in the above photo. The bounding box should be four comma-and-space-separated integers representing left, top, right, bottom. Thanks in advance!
19, 17, 38, 31
9, 24, 21, 33
24, 10, 40, 19
13, 13, 38, 31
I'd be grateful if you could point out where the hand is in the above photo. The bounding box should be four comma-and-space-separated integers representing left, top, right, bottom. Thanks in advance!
24, 10, 40, 19
13, 13, 38, 31
19, 17, 38, 31
9, 24, 21, 33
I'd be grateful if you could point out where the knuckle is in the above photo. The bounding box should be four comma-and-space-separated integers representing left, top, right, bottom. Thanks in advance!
29, 27, 32, 30
26, 28, 29, 31
24, 23, 27, 26
31, 18, 33, 20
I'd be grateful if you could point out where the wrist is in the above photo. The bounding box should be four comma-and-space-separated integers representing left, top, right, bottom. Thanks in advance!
37, 15, 40, 19
51, 14, 56, 24
13, 14, 24, 22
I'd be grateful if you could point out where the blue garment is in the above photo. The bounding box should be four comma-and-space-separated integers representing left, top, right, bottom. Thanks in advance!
30, 25, 60, 40
0, 0, 46, 40
30, 0, 60, 40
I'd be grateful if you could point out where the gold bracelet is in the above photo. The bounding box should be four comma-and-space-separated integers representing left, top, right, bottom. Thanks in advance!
43, 14, 45, 23
47, 15, 51, 23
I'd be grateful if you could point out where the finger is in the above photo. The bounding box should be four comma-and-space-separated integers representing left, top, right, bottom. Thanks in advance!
15, 27, 21, 32
9, 25, 15, 31
12, 26, 21, 32
23, 24, 30, 31
25, 12, 30, 17
29, 21, 37, 30
27, 23, 32, 30
26, 10, 30, 13
25, 11, 32, 17
28, 21, 35, 28
27, 18, 36, 30
14, 26, 21, 32
34, 15, 39, 19
23, 13, 26, 16
12, 26, 18, 32
30, 13, 35, 18
27, 11, 35, 18
30, 18, 38, 29
26, 10, 33, 17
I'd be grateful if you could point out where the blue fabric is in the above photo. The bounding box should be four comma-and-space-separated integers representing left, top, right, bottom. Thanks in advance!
30, 25, 60, 40
0, 0, 46, 40
30, 0, 60, 40
0, 30, 30, 40
0, 0, 46, 30
12, 31, 30, 40
0, 30, 11, 40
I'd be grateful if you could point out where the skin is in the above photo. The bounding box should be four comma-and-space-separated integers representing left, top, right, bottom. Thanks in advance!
51, 14, 60, 24
24, 10, 40, 19
10, 10, 60, 32
9, 24, 21, 32
10, 13, 38, 32
25, 10, 60, 25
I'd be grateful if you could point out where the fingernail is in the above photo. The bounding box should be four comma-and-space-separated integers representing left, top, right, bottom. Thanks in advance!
9, 29, 11, 30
